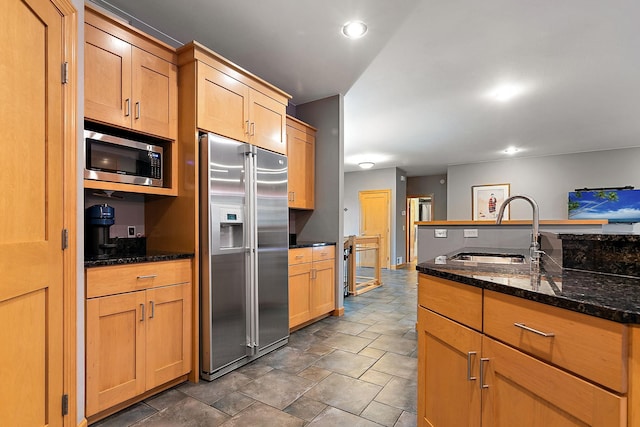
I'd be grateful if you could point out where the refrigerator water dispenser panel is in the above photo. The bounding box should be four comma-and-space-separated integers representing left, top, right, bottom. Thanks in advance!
219, 206, 244, 249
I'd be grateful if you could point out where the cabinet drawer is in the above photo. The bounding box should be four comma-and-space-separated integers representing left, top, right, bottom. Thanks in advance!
86, 259, 192, 298
312, 245, 335, 262
289, 248, 312, 265
484, 290, 627, 393
418, 274, 482, 331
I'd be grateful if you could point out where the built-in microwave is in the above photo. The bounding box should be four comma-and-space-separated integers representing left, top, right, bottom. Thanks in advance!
84, 130, 163, 187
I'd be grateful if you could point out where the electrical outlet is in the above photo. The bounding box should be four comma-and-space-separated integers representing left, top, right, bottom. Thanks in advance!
396, 257, 402, 264
434, 229, 447, 238
463, 229, 479, 238
128, 226, 136, 237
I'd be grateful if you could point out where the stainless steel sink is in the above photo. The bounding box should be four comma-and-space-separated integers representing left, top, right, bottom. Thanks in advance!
449, 252, 526, 264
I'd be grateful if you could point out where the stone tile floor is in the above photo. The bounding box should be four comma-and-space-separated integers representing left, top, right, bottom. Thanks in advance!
93, 267, 418, 427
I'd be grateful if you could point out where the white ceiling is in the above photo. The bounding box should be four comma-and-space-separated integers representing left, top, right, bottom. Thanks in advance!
92, 0, 640, 176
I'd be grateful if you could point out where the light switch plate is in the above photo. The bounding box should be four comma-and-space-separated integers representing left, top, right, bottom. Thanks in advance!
434, 229, 447, 238
463, 229, 479, 238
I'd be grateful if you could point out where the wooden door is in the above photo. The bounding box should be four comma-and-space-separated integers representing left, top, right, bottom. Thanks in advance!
0, 0, 73, 425
418, 308, 481, 427
197, 62, 249, 141
85, 23, 132, 129
288, 263, 312, 328
359, 190, 390, 269
85, 292, 146, 416
146, 283, 192, 389
132, 46, 178, 140
481, 336, 625, 427
249, 89, 287, 155
310, 259, 336, 318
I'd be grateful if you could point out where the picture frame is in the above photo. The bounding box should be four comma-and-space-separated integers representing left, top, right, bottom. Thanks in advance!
472, 183, 510, 221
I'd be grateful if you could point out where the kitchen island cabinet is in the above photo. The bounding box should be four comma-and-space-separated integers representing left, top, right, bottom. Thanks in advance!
418, 273, 629, 427
84, 5, 177, 141
287, 116, 316, 209
288, 245, 335, 329
85, 259, 192, 421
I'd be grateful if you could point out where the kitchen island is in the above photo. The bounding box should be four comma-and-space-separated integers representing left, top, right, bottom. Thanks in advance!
416, 241, 640, 426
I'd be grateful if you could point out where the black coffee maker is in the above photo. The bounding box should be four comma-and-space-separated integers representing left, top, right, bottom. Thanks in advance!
85, 204, 117, 259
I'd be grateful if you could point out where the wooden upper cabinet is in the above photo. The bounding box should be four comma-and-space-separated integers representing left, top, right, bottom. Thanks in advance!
286, 116, 316, 209
84, 6, 178, 141
85, 23, 132, 130
179, 41, 290, 155
131, 47, 177, 139
250, 89, 287, 154
197, 62, 249, 142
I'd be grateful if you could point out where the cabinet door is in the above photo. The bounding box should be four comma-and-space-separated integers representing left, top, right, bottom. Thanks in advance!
131, 46, 177, 140
197, 62, 249, 141
289, 262, 312, 328
85, 23, 132, 129
86, 291, 146, 416
481, 336, 626, 427
310, 259, 335, 318
287, 125, 315, 209
249, 89, 287, 155
418, 307, 481, 427
145, 283, 192, 389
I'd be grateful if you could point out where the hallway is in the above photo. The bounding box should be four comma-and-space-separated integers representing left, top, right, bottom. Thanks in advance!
94, 268, 418, 427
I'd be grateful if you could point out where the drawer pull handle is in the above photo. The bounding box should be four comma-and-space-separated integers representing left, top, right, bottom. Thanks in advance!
480, 358, 490, 389
295, 255, 304, 259
514, 322, 555, 337
137, 274, 158, 280
467, 351, 477, 381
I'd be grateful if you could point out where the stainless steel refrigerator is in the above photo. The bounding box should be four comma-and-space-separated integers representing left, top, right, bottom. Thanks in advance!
200, 132, 289, 381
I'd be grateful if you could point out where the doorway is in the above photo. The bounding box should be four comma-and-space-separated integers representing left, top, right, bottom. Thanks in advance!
359, 189, 390, 269
406, 195, 433, 264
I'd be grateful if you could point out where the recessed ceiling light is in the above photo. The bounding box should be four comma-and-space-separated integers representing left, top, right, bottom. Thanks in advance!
488, 83, 525, 102
358, 161, 375, 169
503, 146, 520, 155
342, 21, 368, 39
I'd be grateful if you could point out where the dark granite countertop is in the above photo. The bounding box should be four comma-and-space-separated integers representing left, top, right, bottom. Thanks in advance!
559, 233, 640, 242
85, 252, 194, 268
417, 247, 640, 324
290, 241, 336, 249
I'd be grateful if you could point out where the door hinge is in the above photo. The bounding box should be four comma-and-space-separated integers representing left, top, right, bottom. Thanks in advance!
62, 228, 69, 250
61, 394, 69, 416
62, 62, 69, 84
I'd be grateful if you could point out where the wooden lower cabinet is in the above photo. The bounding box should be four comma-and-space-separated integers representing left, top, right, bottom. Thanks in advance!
481, 336, 625, 427
418, 306, 625, 427
289, 246, 336, 329
418, 307, 481, 427
418, 273, 628, 427
85, 261, 192, 417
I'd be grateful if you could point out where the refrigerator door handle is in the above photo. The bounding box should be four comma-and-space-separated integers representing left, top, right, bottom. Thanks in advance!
246, 149, 259, 355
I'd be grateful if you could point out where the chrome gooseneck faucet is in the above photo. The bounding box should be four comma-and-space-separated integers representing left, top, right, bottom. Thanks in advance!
495, 195, 541, 263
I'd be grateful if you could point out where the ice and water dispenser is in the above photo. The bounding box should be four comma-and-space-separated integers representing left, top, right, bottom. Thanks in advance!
218, 206, 244, 250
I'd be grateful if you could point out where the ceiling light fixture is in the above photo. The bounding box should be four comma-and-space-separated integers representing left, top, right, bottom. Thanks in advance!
342, 21, 368, 39
503, 146, 520, 155
358, 161, 375, 169
488, 83, 525, 102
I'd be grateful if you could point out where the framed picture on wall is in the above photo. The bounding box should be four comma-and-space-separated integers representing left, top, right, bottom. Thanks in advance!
472, 183, 510, 221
